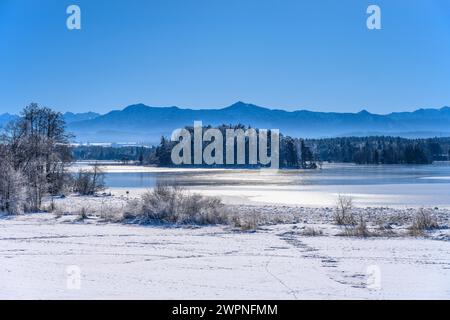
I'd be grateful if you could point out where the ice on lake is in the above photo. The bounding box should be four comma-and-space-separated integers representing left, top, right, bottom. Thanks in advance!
77, 162, 450, 208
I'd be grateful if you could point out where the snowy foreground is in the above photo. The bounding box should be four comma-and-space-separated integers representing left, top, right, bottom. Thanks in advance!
1, 211, 449, 299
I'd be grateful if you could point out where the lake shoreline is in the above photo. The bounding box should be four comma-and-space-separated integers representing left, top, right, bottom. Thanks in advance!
41, 190, 450, 238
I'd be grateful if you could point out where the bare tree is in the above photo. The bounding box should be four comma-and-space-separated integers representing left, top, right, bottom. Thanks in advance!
334, 194, 356, 225
73, 163, 105, 195
0, 103, 73, 212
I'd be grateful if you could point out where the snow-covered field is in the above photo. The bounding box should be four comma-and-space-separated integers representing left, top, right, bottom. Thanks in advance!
1, 206, 449, 299
2, 163, 450, 299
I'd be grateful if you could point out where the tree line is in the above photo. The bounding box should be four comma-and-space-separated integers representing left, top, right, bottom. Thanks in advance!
71, 129, 450, 167
305, 136, 450, 165
73, 145, 155, 164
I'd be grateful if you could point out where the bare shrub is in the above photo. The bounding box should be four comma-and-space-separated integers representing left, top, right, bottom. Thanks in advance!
301, 226, 323, 236
339, 215, 371, 237
334, 195, 356, 225
124, 184, 228, 225
408, 208, 439, 236
100, 207, 124, 222
373, 220, 398, 237
98, 201, 124, 222
77, 207, 89, 220
123, 199, 141, 220
73, 163, 105, 195
355, 216, 370, 237
230, 213, 260, 231
181, 194, 228, 225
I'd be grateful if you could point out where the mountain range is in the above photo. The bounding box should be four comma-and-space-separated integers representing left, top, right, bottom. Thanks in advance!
0, 111, 100, 128
2, 102, 450, 144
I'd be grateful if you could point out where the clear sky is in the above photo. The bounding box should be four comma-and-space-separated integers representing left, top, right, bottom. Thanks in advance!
1, 0, 450, 114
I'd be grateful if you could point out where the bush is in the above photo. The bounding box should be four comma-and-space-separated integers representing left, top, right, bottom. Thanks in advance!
124, 184, 228, 225
334, 195, 356, 225
301, 227, 323, 236
77, 207, 89, 221
73, 163, 105, 195
408, 208, 439, 236
339, 215, 371, 237
230, 213, 260, 231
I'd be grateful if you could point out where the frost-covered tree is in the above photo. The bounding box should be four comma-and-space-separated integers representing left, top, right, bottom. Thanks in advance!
0, 103, 73, 212
0, 162, 27, 214
73, 163, 105, 195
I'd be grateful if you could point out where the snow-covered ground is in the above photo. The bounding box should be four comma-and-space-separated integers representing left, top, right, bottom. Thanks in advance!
1, 210, 449, 299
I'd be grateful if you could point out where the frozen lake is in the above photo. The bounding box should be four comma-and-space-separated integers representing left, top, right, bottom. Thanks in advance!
75, 162, 450, 208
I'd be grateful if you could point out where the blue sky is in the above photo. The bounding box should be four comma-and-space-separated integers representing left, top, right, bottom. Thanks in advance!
1, 0, 450, 114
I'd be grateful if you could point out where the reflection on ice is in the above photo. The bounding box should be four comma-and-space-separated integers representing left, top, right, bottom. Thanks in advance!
72, 162, 450, 208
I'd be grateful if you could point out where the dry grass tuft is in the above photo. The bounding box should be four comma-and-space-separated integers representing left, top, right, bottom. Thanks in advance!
301, 226, 324, 236
408, 208, 440, 236
338, 215, 372, 237
123, 184, 229, 225
230, 213, 260, 231
77, 206, 89, 221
